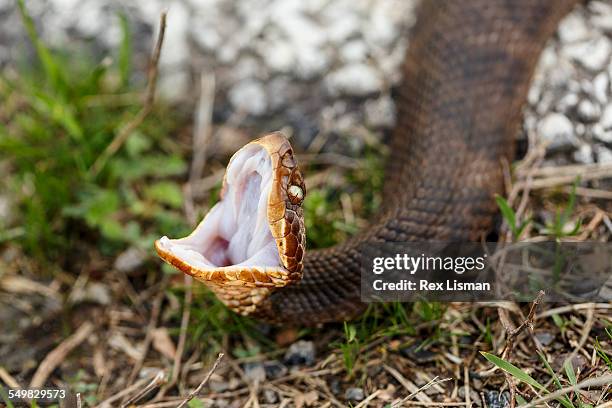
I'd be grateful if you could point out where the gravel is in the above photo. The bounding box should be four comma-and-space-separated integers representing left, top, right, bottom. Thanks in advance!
345, 387, 365, 402
2, 0, 611, 166
284, 340, 315, 366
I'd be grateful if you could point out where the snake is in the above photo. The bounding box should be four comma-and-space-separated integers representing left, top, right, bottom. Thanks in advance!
156, 0, 582, 325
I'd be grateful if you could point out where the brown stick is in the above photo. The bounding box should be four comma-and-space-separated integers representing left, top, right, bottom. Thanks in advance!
176, 353, 225, 408
30, 321, 94, 388
90, 11, 167, 176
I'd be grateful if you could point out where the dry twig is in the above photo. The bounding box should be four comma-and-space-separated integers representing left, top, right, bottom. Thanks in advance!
176, 353, 225, 408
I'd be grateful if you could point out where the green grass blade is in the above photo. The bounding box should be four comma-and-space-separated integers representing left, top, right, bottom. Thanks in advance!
481, 352, 546, 391
117, 13, 132, 87
0, 385, 15, 408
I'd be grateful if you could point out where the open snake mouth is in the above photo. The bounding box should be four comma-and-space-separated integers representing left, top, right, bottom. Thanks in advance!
155, 132, 305, 291
156, 144, 283, 273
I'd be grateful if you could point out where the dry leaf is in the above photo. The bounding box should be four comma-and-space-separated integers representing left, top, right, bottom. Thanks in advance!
152, 327, 176, 360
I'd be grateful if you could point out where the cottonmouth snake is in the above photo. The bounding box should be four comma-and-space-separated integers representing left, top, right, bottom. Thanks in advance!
156, 0, 582, 325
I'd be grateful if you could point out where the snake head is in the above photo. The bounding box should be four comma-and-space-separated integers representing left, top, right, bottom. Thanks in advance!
154, 132, 306, 315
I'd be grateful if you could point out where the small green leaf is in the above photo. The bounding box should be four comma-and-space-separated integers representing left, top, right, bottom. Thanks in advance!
188, 398, 205, 408
145, 182, 184, 208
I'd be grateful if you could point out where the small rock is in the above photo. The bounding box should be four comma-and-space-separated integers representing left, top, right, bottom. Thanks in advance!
228, 79, 267, 116
263, 360, 288, 379
70, 282, 112, 305
330, 379, 342, 395
243, 362, 266, 382
400, 344, 438, 363
364, 95, 396, 128
591, 1, 612, 31
345, 387, 365, 402
558, 13, 591, 43
564, 37, 612, 72
592, 72, 609, 104
340, 40, 368, 63
601, 103, 612, 129
595, 145, 612, 163
325, 63, 383, 96
577, 99, 601, 122
114, 247, 146, 273
263, 389, 278, 404
556, 93, 579, 113
573, 144, 594, 164
260, 42, 295, 73
535, 331, 556, 346
538, 113, 579, 151
209, 380, 229, 393
484, 391, 510, 408
284, 340, 315, 366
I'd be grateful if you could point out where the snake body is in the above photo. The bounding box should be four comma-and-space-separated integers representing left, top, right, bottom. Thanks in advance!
158, 0, 582, 325
255, 0, 581, 325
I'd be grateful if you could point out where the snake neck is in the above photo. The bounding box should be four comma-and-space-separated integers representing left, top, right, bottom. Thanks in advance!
263, 0, 582, 326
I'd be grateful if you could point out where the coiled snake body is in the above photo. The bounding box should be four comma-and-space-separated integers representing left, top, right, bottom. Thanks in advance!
157, 0, 581, 325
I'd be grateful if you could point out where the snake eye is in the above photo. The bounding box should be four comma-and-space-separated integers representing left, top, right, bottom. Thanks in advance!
287, 185, 304, 204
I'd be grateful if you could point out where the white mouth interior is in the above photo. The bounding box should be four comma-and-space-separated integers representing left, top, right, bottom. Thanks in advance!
157, 144, 283, 270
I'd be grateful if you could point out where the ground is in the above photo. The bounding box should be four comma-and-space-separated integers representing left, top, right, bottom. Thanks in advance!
0, 1, 611, 407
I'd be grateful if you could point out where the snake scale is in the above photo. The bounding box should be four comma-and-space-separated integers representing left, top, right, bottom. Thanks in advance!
157, 0, 582, 325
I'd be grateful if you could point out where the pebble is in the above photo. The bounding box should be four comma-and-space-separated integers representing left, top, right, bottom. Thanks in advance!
558, 13, 591, 43
364, 95, 396, 128
228, 79, 267, 116
340, 40, 368, 63
556, 93, 579, 114
535, 331, 556, 346
263, 389, 278, 404
564, 37, 612, 72
243, 362, 266, 382
591, 1, 612, 31
284, 340, 315, 366
595, 145, 612, 163
263, 360, 288, 379
484, 391, 510, 408
345, 387, 365, 402
114, 247, 146, 273
573, 143, 594, 164
592, 72, 609, 104
325, 63, 382, 96
538, 113, 579, 151
577, 99, 601, 122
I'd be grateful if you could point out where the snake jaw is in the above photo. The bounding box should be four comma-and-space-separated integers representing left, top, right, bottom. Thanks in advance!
155, 132, 305, 315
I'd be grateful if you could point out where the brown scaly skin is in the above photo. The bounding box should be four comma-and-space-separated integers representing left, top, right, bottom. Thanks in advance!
160, 0, 582, 325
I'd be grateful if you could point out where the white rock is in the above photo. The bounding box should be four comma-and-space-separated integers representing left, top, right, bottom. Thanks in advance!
564, 37, 612, 71
601, 103, 612, 128
573, 144, 594, 164
295, 46, 330, 79
593, 72, 609, 104
261, 42, 296, 73
556, 93, 579, 114
364, 95, 396, 128
115, 247, 146, 273
340, 40, 368, 63
229, 79, 267, 116
594, 103, 612, 143
325, 63, 383, 96
595, 145, 612, 163
591, 1, 612, 31
577, 99, 601, 122
538, 113, 579, 150
558, 13, 591, 43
